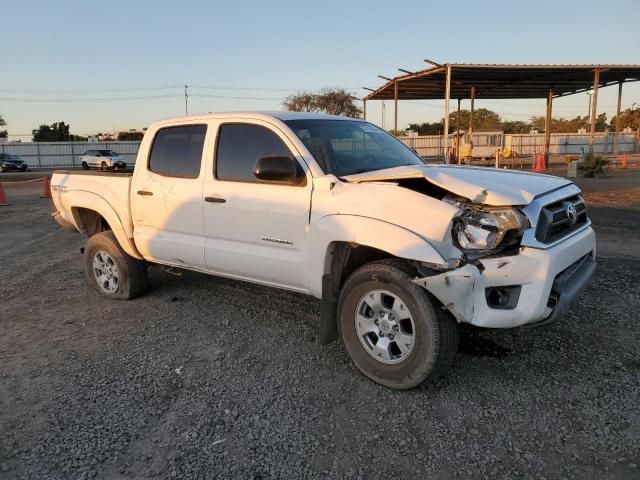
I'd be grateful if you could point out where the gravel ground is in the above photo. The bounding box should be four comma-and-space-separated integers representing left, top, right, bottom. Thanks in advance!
1, 179, 639, 480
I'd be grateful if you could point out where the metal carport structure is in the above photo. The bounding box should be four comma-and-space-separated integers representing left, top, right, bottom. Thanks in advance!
363, 62, 640, 164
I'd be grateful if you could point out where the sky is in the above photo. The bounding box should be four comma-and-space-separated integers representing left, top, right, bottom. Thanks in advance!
2, 0, 640, 140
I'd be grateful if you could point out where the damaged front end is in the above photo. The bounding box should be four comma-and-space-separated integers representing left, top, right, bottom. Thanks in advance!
411, 195, 595, 329
412, 198, 530, 325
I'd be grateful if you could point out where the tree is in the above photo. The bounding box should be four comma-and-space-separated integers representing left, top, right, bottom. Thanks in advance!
0, 114, 7, 139
117, 131, 144, 141
409, 108, 503, 135
530, 114, 607, 133
447, 108, 502, 132
283, 88, 361, 118
500, 120, 529, 134
610, 106, 640, 131
407, 121, 444, 135
32, 122, 87, 142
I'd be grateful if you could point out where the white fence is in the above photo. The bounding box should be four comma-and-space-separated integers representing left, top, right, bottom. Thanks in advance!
1, 131, 638, 167
0, 141, 141, 168
398, 131, 640, 159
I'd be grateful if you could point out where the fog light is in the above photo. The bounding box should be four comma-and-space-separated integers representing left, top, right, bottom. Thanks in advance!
485, 285, 522, 310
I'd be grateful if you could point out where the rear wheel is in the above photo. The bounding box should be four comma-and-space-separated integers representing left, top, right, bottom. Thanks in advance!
84, 231, 148, 300
81, 161, 89, 170
338, 259, 459, 389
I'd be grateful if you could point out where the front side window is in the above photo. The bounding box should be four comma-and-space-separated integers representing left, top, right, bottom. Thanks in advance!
215, 124, 296, 182
284, 119, 424, 177
148, 125, 207, 178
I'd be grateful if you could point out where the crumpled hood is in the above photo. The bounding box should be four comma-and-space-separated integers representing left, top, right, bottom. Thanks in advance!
341, 164, 573, 206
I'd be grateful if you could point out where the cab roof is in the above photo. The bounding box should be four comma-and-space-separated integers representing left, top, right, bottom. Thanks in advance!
153, 111, 356, 126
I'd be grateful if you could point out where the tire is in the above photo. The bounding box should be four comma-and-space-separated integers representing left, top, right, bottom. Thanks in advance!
81, 161, 89, 170
100, 162, 108, 171
0, 165, 4, 173
338, 259, 459, 389
83, 231, 148, 300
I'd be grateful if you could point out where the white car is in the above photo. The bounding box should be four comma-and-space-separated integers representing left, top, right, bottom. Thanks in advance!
80, 149, 127, 170
50, 112, 596, 389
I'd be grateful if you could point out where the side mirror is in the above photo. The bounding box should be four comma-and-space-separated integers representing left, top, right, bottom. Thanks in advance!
254, 156, 301, 183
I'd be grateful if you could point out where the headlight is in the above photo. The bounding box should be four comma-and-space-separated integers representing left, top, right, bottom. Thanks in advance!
453, 206, 528, 251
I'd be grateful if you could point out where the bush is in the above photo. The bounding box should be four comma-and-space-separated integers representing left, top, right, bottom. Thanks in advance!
578, 153, 610, 178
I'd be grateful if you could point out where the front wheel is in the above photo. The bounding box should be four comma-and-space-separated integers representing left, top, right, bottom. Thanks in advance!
100, 162, 108, 171
338, 260, 459, 389
84, 231, 148, 300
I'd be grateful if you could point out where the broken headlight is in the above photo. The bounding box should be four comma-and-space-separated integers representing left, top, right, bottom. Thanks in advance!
453, 206, 528, 251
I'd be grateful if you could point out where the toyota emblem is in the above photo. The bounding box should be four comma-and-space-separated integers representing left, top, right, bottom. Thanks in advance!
566, 203, 578, 225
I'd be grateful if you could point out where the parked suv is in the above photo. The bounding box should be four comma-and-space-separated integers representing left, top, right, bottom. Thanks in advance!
80, 150, 127, 170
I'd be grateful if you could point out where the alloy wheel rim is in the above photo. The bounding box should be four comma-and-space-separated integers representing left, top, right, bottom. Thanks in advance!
354, 289, 415, 364
92, 250, 119, 294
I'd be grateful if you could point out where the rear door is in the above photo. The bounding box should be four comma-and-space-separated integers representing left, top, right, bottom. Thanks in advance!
131, 123, 209, 268
86, 151, 97, 167
202, 120, 312, 291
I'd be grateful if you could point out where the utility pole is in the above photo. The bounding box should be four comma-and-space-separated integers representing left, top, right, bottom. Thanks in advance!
184, 85, 189, 116
586, 92, 592, 130
381, 101, 386, 130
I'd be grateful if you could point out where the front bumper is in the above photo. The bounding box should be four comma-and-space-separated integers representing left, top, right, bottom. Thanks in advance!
2, 163, 22, 171
414, 225, 596, 328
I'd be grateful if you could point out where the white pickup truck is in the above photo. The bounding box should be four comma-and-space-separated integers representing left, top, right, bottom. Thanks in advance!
50, 112, 596, 389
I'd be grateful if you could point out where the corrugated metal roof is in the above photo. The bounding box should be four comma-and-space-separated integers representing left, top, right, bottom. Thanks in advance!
364, 64, 640, 101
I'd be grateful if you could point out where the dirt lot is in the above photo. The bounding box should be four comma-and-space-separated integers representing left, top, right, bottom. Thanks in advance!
1, 174, 639, 479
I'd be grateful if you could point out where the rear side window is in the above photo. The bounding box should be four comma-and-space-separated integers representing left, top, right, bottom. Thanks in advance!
215, 124, 295, 182
149, 125, 207, 178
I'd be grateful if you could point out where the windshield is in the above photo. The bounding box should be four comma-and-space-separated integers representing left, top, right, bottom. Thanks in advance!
284, 119, 424, 177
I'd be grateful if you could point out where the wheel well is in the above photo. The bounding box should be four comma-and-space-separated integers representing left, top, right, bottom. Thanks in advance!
332, 243, 397, 286
72, 208, 111, 237
319, 241, 412, 346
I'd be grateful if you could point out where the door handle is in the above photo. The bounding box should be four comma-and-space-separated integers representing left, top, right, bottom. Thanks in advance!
204, 196, 226, 203
137, 190, 153, 196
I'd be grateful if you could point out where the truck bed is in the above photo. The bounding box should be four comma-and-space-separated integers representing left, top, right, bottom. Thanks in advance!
51, 170, 134, 245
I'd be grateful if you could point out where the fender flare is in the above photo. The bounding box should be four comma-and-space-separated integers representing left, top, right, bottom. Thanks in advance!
308, 214, 448, 298
65, 190, 143, 260
310, 214, 449, 345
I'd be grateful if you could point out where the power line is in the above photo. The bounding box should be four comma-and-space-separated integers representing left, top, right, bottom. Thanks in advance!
0, 94, 181, 102
0, 85, 183, 93
191, 94, 282, 101
0, 93, 285, 103
0, 84, 360, 94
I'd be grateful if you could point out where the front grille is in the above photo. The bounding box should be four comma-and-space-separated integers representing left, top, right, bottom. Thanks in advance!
535, 195, 588, 244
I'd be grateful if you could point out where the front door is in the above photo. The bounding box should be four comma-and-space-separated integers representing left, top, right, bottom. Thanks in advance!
202, 121, 312, 291
132, 124, 209, 268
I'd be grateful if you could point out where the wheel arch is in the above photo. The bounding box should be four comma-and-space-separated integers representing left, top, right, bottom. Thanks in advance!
66, 192, 142, 259
311, 215, 448, 345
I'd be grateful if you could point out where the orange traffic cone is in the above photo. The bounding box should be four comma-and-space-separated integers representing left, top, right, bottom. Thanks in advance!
621, 155, 628, 169
533, 154, 547, 173
0, 182, 8, 206
41, 176, 52, 198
